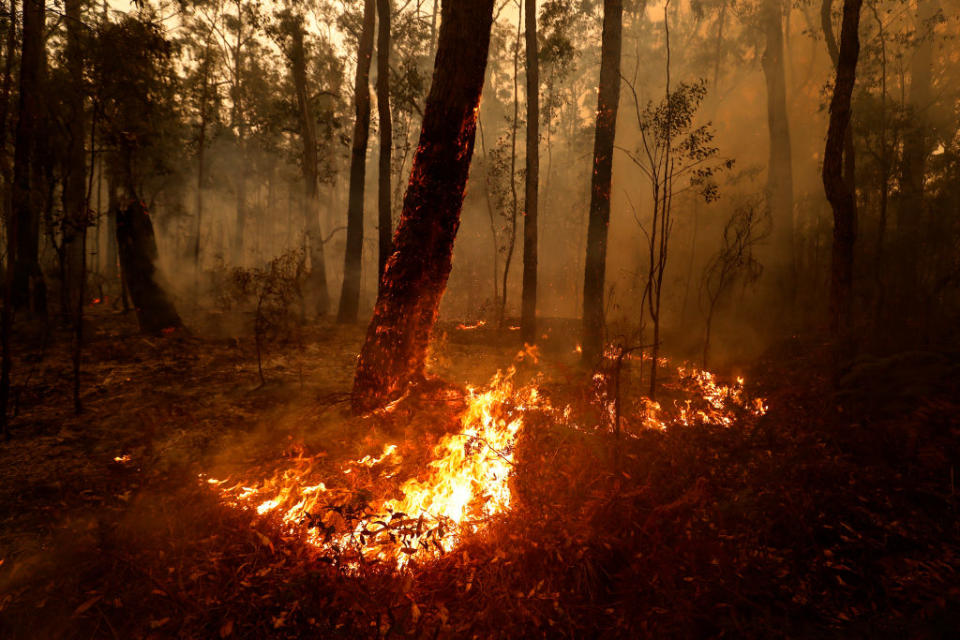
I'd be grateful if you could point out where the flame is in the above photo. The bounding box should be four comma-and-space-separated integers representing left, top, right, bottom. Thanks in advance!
456, 320, 486, 330
204, 368, 535, 568
205, 360, 767, 569
113, 454, 131, 463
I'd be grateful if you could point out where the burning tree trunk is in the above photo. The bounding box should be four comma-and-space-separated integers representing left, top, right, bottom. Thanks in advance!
290, 17, 330, 316
520, 0, 539, 346
581, 0, 623, 363
10, 0, 47, 315
337, 0, 376, 324
760, 0, 794, 296
352, 0, 495, 413
115, 197, 183, 335
376, 0, 393, 287
822, 0, 862, 335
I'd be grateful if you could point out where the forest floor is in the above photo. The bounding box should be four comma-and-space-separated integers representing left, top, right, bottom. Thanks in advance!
0, 307, 959, 639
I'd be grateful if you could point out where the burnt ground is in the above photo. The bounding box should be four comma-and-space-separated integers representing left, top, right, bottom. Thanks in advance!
0, 308, 958, 639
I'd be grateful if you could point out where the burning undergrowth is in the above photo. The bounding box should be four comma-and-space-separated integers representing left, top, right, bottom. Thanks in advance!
202, 352, 768, 572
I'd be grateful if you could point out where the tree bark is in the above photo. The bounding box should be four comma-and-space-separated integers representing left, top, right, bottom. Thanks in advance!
116, 197, 183, 335
352, 0, 495, 413
61, 0, 87, 322
822, 0, 862, 335
376, 0, 393, 287
761, 0, 794, 285
581, 0, 622, 363
520, 0, 539, 345
337, 0, 376, 323
10, 0, 46, 315
290, 17, 330, 316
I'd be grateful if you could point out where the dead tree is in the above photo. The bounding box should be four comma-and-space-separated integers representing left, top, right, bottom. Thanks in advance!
337, 0, 376, 323
822, 0, 863, 334
581, 0, 623, 363
352, 0, 495, 413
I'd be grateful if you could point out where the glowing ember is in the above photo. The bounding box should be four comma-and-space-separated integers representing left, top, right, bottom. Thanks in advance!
203, 367, 536, 568
113, 454, 131, 463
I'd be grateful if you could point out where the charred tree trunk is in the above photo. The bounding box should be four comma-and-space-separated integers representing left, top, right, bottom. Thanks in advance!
290, 18, 330, 316
337, 0, 376, 323
352, 0, 495, 413
231, 0, 247, 265
822, 0, 862, 335
61, 0, 87, 322
10, 0, 46, 315
581, 0, 623, 363
520, 0, 539, 346
104, 167, 120, 285
376, 0, 393, 288
761, 0, 795, 293
116, 196, 183, 336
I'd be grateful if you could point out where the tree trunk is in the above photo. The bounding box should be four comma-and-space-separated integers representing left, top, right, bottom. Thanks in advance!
352, 0, 495, 413
10, 0, 46, 315
761, 0, 794, 289
822, 0, 862, 335
232, 0, 247, 265
116, 197, 183, 335
581, 0, 623, 363
337, 0, 376, 323
0, 0, 16, 438
520, 0, 539, 346
290, 18, 330, 316
61, 0, 87, 322
898, 0, 935, 287
376, 0, 393, 287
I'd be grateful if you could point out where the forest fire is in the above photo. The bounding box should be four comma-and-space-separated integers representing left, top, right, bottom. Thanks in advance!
204, 362, 767, 569
204, 367, 538, 568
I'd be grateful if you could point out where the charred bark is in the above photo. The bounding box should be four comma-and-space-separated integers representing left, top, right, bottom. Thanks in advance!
376, 0, 393, 287
352, 0, 495, 413
116, 198, 183, 335
822, 0, 862, 335
290, 18, 330, 316
10, 0, 46, 315
337, 0, 376, 323
520, 0, 539, 346
581, 0, 623, 363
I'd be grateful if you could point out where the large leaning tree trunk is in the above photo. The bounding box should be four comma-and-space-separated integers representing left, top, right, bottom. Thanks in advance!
822, 0, 862, 335
352, 0, 495, 413
376, 0, 393, 288
581, 0, 623, 363
337, 0, 376, 323
760, 0, 795, 298
290, 16, 330, 316
520, 0, 539, 346
10, 0, 47, 315
61, 0, 88, 322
